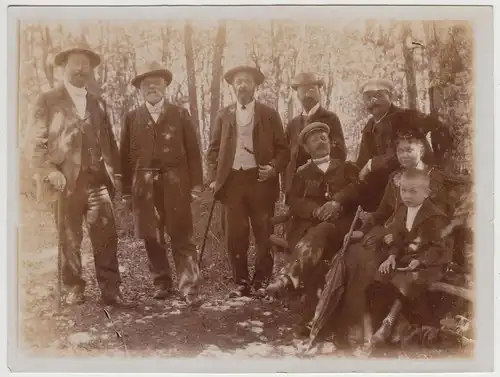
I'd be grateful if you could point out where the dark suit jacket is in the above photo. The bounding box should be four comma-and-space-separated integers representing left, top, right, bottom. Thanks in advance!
287, 159, 360, 250
120, 101, 203, 238
385, 199, 451, 267
28, 85, 120, 196
355, 104, 452, 173
355, 105, 453, 212
282, 106, 346, 195
361, 164, 474, 235
206, 101, 289, 202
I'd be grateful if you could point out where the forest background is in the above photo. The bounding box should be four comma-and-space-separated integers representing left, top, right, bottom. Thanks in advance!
17, 19, 474, 190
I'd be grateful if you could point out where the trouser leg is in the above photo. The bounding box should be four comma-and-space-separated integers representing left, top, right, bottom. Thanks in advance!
85, 184, 121, 297
161, 174, 200, 298
248, 183, 275, 287
143, 238, 174, 289
143, 178, 174, 289
56, 185, 87, 290
224, 202, 250, 285
286, 222, 337, 289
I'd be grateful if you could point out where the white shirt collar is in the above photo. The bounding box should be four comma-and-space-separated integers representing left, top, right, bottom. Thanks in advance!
302, 102, 320, 117
146, 98, 165, 113
312, 155, 330, 173
407, 203, 423, 213
406, 203, 423, 231
64, 78, 87, 98
237, 99, 255, 112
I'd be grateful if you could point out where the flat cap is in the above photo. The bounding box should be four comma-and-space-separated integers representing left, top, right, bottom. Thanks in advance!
291, 72, 325, 90
359, 78, 394, 93
298, 121, 330, 145
224, 65, 265, 85
131, 61, 173, 88
54, 42, 101, 68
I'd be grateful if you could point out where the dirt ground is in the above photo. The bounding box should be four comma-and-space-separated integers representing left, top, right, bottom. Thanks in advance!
17, 190, 473, 361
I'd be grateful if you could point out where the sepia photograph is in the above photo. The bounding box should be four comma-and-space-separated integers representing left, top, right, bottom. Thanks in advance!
6, 3, 495, 374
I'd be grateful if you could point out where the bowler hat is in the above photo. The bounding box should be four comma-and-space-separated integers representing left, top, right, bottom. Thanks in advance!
298, 122, 330, 145
291, 72, 325, 90
224, 66, 265, 86
359, 78, 394, 94
53, 42, 101, 68
131, 61, 173, 88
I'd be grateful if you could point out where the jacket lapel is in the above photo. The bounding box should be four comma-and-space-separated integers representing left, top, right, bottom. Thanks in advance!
411, 199, 437, 231
252, 102, 263, 156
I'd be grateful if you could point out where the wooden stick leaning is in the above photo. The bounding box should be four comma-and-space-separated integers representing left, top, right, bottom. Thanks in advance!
198, 199, 217, 269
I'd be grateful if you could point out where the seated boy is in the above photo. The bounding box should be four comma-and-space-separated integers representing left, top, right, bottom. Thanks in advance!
265, 121, 361, 335
369, 168, 451, 345
357, 127, 452, 247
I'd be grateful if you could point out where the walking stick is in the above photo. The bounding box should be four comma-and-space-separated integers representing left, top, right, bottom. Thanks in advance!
56, 197, 64, 310
198, 199, 217, 268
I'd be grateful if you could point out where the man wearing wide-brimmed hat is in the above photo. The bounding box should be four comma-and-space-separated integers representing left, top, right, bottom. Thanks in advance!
120, 61, 203, 305
206, 65, 289, 298
355, 78, 453, 212
27, 42, 133, 307
282, 72, 347, 198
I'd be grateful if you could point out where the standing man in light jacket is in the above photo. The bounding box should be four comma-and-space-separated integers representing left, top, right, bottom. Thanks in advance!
28, 42, 133, 307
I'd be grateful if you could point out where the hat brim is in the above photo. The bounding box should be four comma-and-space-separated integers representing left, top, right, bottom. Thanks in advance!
224, 66, 265, 86
291, 79, 325, 90
53, 48, 101, 68
131, 69, 173, 88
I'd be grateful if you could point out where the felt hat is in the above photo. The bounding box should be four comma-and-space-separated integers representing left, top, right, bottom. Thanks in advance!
53, 41, 101, 68
359, 78, 394, 94
223, 65, 265, 86
298, 121, 330, 145
291, 72, 325, 90
131, 61, 173, 88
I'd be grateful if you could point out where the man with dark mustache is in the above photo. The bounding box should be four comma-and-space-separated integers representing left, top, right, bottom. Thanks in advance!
28, 43, 133, 307
282, 73, 347, 198
207, 66, 289, 298
266, 122, 361, 336
120, 61, 203, 305
355, 79, 452, 212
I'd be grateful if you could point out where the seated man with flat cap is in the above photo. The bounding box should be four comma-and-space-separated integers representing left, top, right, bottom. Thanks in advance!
266, 121, 361, 335
282, 72, 347, 198
355, 78, 453, 212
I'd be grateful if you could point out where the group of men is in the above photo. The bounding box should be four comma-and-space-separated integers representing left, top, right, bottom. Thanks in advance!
28, 40, 457, 346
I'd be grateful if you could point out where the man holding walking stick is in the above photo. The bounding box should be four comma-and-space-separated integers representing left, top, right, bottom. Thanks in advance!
28, 42, 133, 308
206, 66, 289, 298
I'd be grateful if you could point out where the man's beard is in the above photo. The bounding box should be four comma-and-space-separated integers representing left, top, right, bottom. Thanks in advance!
302, 96, 318, 110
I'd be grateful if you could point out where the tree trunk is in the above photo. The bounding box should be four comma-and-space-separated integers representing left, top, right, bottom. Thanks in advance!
209, 21, 226, 132
401, 22, 418, 110
183, 21, 202, 148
